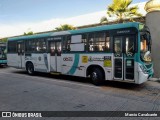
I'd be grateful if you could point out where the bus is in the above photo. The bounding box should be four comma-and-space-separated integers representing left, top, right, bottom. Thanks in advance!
0, 42, 7, 66
7, 22, 154, 85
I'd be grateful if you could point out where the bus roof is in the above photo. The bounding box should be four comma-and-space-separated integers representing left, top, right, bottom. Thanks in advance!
8, 22, 141, 41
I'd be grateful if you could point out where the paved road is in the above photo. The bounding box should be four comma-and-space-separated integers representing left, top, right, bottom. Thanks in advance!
0, 67, 160, 120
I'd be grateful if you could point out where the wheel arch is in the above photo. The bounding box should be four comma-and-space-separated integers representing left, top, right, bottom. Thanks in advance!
86, 65, 105, 80
25, 61, 34, 70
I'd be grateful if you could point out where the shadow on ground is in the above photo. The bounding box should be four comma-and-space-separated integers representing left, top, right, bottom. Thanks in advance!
11, 70, 146, 91
0, 65, 8, 69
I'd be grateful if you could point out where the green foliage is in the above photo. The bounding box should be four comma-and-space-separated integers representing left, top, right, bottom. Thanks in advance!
0, 38, 8, 43
100, 16, 108, 23
107, 0, 142, 23
55, 24, 75, 31
24, 31, 34, 36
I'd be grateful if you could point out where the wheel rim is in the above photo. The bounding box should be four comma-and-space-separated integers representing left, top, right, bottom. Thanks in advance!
92, 72, 97, 81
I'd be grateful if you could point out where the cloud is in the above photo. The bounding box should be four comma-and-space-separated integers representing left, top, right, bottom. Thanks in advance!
0, 2, 147, 38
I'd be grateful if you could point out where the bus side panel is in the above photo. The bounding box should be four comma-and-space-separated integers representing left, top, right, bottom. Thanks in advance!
61, 54, 80, 76
61, 53, 113, 80
25, 53, 49, 73
79, 54, 113, 80
7, 53, 19, 68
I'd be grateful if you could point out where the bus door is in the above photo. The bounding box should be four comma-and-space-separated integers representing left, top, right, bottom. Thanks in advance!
49, 41, 61, 72
113, 36, 135, 80
17, 41, 24, 69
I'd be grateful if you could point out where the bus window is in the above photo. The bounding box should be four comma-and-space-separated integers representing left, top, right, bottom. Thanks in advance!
82, 34, 87, 51
125, 36, 135, 56
88, 33, 94, 51
140, 34, 151, 62
57, 42, 61, 56
35, 39, 47, 53
8, 41, 17, 53
66, 36, 71, 52
50, 42, 55, 56
62, 36, 71, 52
95, 32, 105, 52
17, 43, 21, 53
89, 32, 105, 52
141, 39, 147, 52
114, 37, 122, 53
106, 36, 110, 52
32, 40, 36, 51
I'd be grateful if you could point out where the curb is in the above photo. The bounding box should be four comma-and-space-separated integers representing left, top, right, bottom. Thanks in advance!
149, 78, 160, 82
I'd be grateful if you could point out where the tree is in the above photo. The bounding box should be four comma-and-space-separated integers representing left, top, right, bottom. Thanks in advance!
100, 16, 108, 23
107, 0, 142, 23
0, 38, 8, 43
24, 31, 34, 36
55, 24, 75, 31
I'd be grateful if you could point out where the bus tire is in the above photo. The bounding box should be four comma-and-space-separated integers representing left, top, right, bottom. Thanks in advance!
26, 62, 34, 75
91, 68, 104, 86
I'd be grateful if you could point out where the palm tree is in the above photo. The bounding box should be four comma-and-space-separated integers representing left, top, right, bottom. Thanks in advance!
100, 16, 108, 23
107, 0, 142, 23
24, 31, 34, 36
55, 24, 75, 31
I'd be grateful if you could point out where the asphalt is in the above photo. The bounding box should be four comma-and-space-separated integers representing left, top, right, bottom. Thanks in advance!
0, 67, 160, 120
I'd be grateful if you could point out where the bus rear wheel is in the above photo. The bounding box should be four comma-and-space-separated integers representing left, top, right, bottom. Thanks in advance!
27, 63, 34, 75
90, 68, 104, 86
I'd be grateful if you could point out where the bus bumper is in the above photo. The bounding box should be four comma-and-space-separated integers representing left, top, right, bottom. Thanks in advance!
0, 60, 7, 65
136, 71, 148, 84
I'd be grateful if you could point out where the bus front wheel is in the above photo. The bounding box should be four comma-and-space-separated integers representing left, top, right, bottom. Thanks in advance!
27, 63, 34, 75
91, 68, 104, 86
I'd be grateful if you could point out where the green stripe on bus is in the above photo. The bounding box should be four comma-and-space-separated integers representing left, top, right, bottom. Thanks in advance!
67, 54, 80, 75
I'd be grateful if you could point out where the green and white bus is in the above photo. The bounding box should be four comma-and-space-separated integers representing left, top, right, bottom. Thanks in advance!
7, 22, 154, 85
0, 42, 7, 66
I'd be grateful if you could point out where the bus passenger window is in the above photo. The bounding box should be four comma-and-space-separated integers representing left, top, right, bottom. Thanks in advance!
95, 32, 105, 52
18, 44, 21, 53
88, 34, 94, 51
82, 34, 87, 51
42, 40, 47, 52
35, 39, 46, 53
57, 42, 61, 56
106, 37, 110, 52
8, 41, 17, 53
88, 32, 106, 52
35, 40, 39, 52
50, 42, 55, 56
66, 36, 71, 51
31, 40, 36, 52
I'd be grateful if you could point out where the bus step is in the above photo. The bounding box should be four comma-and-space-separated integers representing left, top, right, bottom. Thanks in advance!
50, 72, 61, 75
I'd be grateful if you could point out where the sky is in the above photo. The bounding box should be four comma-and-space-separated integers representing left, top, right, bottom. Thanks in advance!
0, 0, 148, 38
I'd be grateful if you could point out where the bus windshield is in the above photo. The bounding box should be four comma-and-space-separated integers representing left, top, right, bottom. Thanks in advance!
140, 31, 152, 63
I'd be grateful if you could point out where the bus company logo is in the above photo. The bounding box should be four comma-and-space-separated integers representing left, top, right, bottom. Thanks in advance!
63, 57, 73, 61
